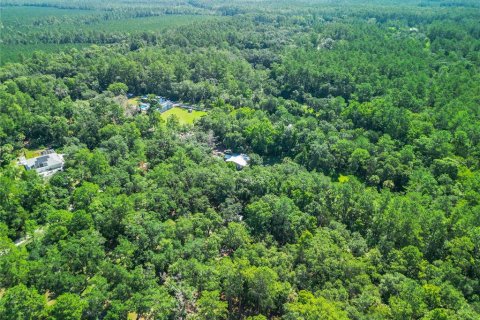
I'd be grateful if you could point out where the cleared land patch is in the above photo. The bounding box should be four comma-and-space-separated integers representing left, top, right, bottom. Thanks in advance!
161, 107, 207, 125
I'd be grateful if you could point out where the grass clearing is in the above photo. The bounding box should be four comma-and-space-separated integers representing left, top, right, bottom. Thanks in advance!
23, 149, 44, 159
128, 97, 140, 106
161, 107, 207, 125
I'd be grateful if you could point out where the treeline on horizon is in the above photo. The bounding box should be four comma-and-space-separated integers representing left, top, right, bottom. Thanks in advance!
2, 0, 479, 46
0, 0, 480, 319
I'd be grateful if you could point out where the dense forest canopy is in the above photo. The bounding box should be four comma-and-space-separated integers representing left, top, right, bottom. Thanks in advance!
0, 0, 479, 319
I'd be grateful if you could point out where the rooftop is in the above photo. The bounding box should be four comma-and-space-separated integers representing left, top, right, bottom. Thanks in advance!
20, 150, 64, 177
225, 153, 250, 168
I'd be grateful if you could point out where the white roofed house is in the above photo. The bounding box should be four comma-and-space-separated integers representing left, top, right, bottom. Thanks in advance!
19, 150, 65, 177
225, 153, 250, 169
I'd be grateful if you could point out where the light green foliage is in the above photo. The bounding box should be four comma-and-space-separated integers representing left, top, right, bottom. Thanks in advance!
161, 107, 207, 125
0, 284, 46, 319
107, 82, 128, 96
196, 290, 228, 320
0, 6, 218, 65
48, 293, 87, 320
284, 290, 348, 320
0, 1, 479, 319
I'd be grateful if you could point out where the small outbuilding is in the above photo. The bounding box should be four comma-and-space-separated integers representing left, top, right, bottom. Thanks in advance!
225, 153, 250, 169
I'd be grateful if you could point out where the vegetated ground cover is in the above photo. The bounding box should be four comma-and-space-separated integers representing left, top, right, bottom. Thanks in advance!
127, 97, 140, 106
22, 149, 44, 159
161, 107, 207, 125
9, 149, 44, 168
73, 15, 214, 33
0, 6, 92, 26
1, 6, 214, 33
0, 6, 217, 64
0, 43, 90, 65
1, 0, 480, 319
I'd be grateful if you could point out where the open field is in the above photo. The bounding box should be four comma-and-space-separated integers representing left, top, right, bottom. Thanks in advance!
127, 97, 140, 106
161, 107, 207, 125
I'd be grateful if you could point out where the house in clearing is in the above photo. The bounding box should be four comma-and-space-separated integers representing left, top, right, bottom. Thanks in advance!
159, 100, 174, 113
225, 153, 250, 169
138, 94, 200, 114
19, 150, 64, 177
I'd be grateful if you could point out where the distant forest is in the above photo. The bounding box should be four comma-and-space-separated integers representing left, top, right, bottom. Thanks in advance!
0, 0, 479, 319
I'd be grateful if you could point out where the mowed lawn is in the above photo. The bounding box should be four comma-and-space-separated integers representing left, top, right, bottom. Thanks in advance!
161, 107, 207, 125
128, 97, 140, 105
23, 149, 44, 159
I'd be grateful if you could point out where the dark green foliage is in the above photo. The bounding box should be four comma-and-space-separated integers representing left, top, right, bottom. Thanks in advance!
1, 0, 480, 319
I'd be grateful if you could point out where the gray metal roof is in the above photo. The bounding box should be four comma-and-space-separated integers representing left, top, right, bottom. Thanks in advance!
25, 153, 64, 171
